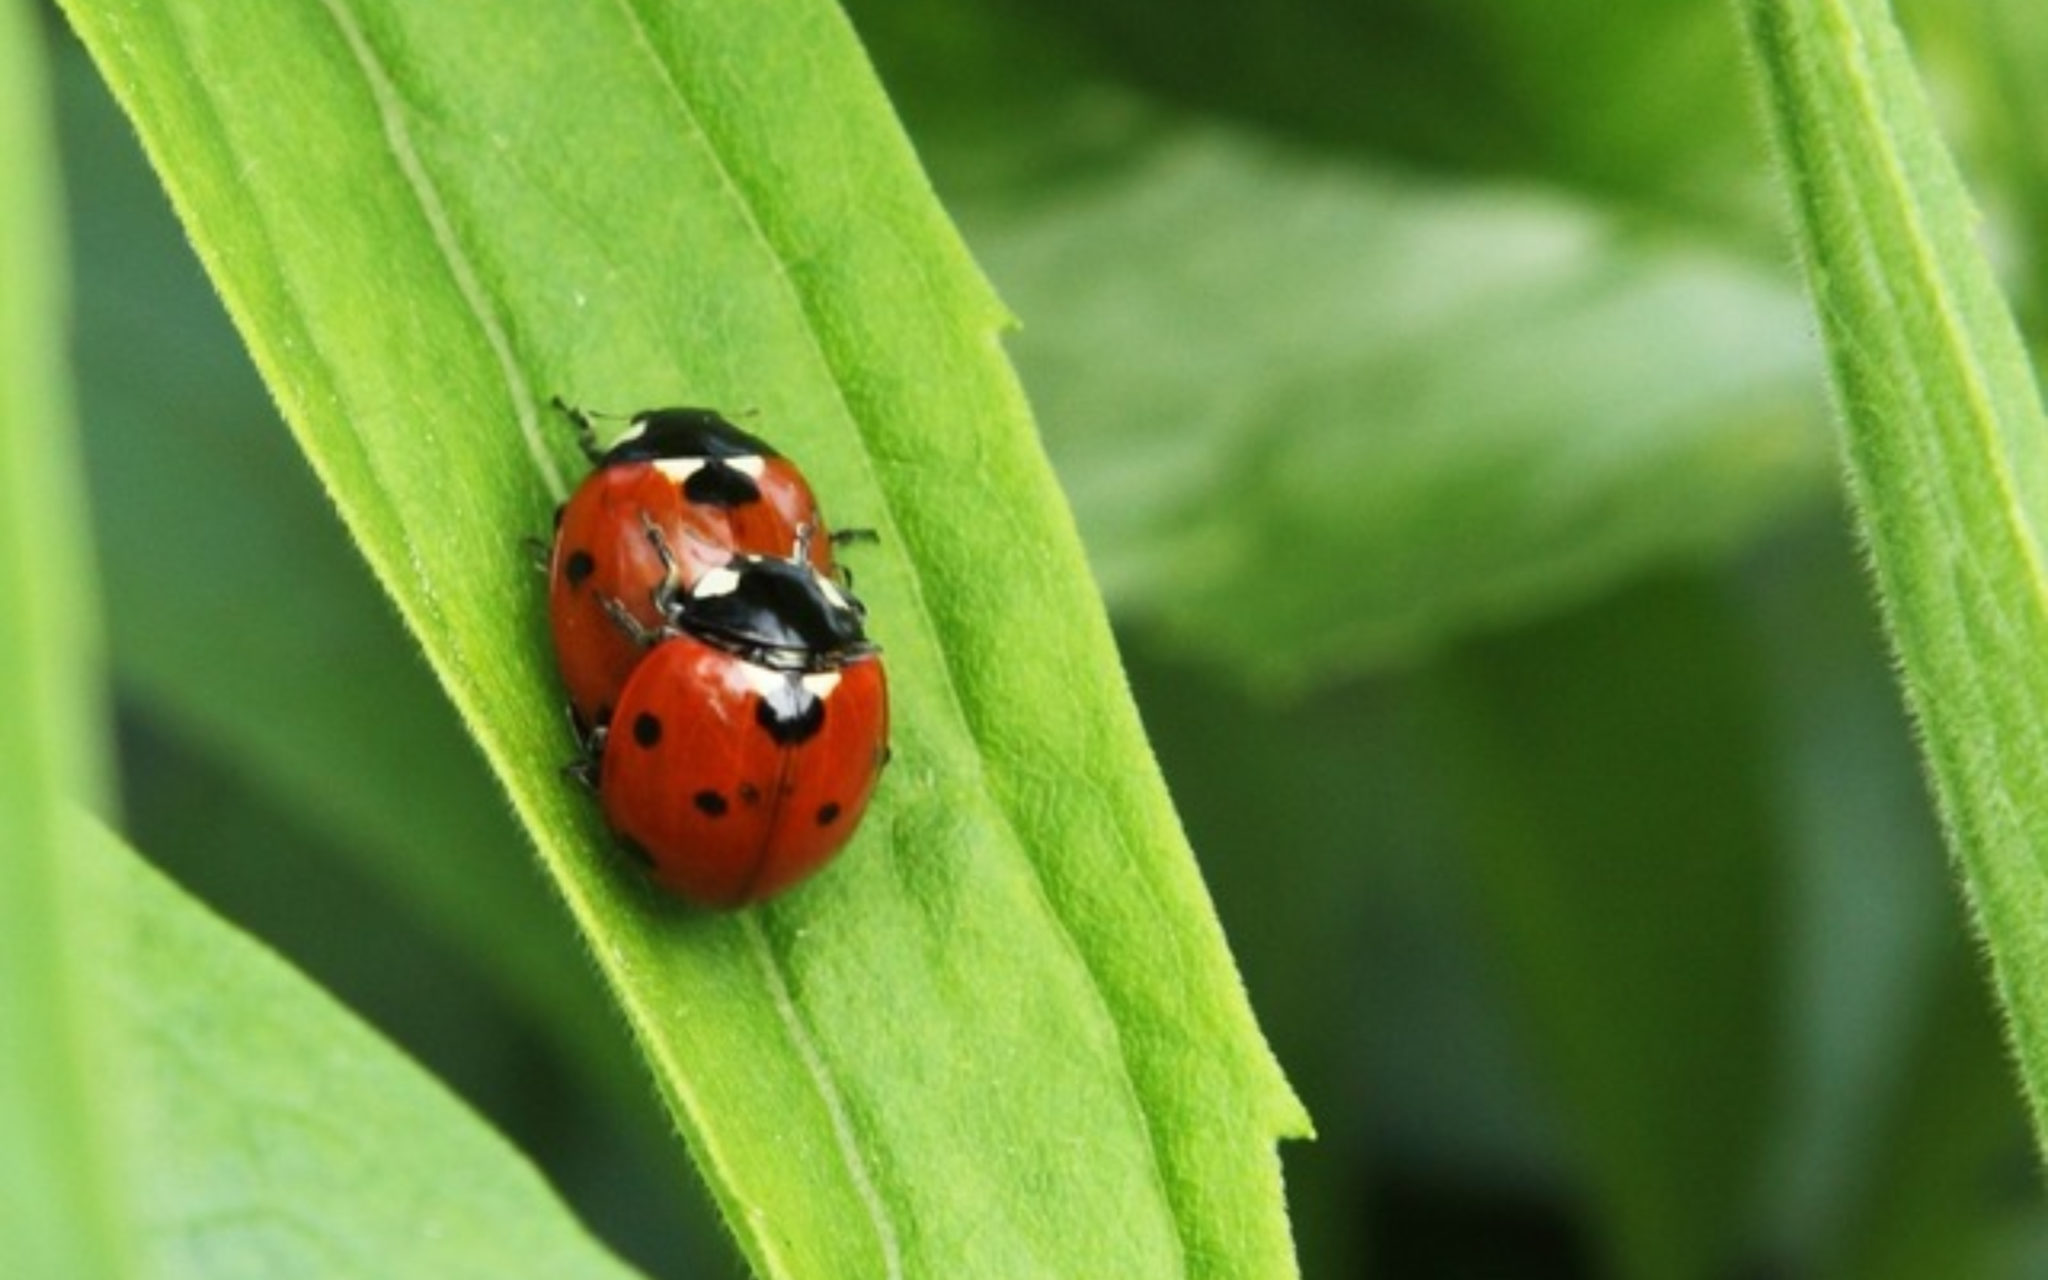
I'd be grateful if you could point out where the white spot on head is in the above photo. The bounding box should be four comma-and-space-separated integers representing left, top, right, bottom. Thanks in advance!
801, 672, 842, 699
695, 567, 741, 599
729, 455, 767, 480
616, 418, 650, 446
654, 457, 707, 483
815, 574, 851, 611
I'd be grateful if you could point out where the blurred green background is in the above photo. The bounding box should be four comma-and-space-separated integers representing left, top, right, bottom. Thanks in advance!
42, 0, 2048, 1275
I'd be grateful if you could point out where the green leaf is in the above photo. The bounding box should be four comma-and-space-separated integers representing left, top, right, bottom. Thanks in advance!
0, 4, 127, 1274
59, 1, 1306, 1275
962, 116, 1832, 682
75, 813, 641, 1279
1739, 0, 2048, 1155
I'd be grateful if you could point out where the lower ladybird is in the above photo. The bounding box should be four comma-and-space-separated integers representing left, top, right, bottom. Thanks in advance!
574, 525, 888, 907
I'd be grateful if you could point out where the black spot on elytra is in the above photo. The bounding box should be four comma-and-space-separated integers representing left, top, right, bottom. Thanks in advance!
632, 712, 663, 748
816, 802, 842, 827
681, 459, 764, 509
564, 549, 596, 587
693, 790, 729, 818
737, 782, 763, 807
755, 679, 825, 745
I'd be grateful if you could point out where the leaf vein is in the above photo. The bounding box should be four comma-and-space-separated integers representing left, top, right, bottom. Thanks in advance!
743, 915, 904, 1280
314, 0, 565, 502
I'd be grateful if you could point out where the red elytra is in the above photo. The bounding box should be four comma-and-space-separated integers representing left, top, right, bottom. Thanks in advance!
598, 624, 889, 908
547, 405, 838, 730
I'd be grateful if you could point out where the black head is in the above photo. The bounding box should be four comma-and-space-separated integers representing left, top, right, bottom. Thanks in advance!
601, 408, 779, 467
671, 555, 873, 671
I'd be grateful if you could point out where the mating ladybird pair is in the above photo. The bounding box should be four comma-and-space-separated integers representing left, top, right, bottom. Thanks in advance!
545, 402, 888, 908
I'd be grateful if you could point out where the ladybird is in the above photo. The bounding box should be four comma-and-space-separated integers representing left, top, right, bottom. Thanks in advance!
547, 399, 848, 731
589, 540, 889, 906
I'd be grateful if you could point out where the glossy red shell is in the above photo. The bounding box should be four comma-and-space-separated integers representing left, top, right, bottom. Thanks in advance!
547, 454, 835, 728
598, 634, 889, 907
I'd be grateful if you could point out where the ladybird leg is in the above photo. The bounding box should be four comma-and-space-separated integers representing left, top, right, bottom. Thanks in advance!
636, 510, 690, 615
828, 526, 878, 591
601, 594, 665, 649
551, 395, 608, 463
561, 718, 606, 791
521, 532, 552, 573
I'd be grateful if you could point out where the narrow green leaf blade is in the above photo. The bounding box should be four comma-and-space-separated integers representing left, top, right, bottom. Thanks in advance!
1740, 0, 2048, 1145
0, 4, 126, 1274
60, 1, 1307, 1276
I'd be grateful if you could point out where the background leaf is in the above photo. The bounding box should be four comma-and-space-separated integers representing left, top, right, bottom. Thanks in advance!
1894, 0, 2048, 331
980, 129, 1829, 679
59, 0, 1305, 1275
1420, 576, 1783, 1280
0, 4, 126, 1274
852, 0, 1837, 685
77, 813, 642, 1279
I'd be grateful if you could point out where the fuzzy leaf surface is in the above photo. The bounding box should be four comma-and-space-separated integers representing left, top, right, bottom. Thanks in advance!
1742, 0, 2048, 1152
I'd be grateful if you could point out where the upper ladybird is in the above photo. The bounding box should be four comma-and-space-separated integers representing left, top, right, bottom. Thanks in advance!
546, 399, 844, 731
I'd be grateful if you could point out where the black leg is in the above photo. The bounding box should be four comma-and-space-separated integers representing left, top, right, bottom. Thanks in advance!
601, 595, 664, 648
561, 714, 606, 791
637, 511, 688, 619
521, 532, 552, 573
552, 394, 607, 464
